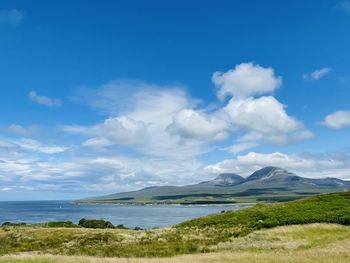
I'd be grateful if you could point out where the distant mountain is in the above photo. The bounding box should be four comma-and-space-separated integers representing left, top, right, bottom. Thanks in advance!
245, 166, 297, 182
80, 166, 350, 204
199, 173, 245, 187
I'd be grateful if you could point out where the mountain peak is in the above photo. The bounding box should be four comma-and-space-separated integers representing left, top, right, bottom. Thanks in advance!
246, 166, 295, 182
210, 173, 245, 186
199, 173, 245, 187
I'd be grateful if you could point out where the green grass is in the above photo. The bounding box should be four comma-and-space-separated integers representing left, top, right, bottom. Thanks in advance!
177, 191, 350, 230
0, 192, 349, 258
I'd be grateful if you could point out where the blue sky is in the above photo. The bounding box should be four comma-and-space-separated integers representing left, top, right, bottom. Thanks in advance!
0, 0, 350, 200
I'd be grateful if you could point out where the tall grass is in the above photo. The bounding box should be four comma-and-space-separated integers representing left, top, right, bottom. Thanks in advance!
1, 224, 349, 262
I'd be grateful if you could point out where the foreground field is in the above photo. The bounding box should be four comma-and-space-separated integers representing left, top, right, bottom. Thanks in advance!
0, 224, 349, 262
0, 192, 349, 261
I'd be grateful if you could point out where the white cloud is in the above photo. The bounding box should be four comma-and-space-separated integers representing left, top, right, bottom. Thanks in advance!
66, 83, 213, 158
205, 151, 350, 180
323, 110, 350, 129
15, 139, 68, 154
95, 116, 150, 146
76, 80, 197, 116
0, 151, 205, 198
0, 9, 24, 26
213, 62, 282, 100
167, 109, 229, 141
67, 115, 209, 159
126, 88, 195, 128
303, 68, 332, 80
0, 187, 12, 192
225, 96, 313, 144
0, 138, 67, 154
13, 63, 315, 198
0, 124, 39, 136
225, 142, 258, 154
66, 70, 312, 159
29, 91, 62, 107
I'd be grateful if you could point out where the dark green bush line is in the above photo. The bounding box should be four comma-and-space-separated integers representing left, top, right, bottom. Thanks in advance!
1, 222, 26, 227
2, 219, 143, 230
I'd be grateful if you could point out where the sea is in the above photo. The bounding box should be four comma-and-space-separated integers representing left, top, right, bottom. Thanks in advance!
0, 201, 247, 229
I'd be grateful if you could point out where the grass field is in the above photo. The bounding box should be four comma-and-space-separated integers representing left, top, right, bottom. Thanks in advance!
0, 224, 349, 262
0, 192, 349, 262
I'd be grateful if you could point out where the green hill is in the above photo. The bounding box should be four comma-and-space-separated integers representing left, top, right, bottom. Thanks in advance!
177, 191, 350, 230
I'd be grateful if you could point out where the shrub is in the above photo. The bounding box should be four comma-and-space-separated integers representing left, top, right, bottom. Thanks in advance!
1, 222, 26, 226
115, 224, 128, 229
78, 218, 115, 229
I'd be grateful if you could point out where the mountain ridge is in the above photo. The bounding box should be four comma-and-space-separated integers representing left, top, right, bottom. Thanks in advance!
81, 166, 350, 204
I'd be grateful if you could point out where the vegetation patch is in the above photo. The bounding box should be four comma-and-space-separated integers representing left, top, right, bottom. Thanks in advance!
78, 219, 114, 229
0, 192, 349, 258
177, 192, 350, 230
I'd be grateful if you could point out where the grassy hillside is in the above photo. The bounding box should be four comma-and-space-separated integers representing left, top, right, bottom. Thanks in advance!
177, 191, 350, 229
0, 224, 350, 262
0, 192, 349, 258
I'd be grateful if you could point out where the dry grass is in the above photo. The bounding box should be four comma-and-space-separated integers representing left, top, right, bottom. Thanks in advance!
0, 224, 349, 263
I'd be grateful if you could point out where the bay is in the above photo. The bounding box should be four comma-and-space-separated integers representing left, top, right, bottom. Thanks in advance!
0, 201, 247, 229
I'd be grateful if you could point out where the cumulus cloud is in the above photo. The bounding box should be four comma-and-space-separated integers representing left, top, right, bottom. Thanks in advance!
302, 68, 332, 80
66, 65, 311, 160
65, 82, 220, 159
0, 9, 24, 26
322, 110, 350, 129
213, 62, 282, 100
204, 151, 350, 180
3, 63, 317, 198
29, 91, 62, 107
167, 109, 229, 141
225, 96, 313, 144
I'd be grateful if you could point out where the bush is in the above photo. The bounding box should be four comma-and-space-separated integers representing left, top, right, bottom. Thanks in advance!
115, 224, 128, 229
78, 218, 115, 229
1, 222, 26, 226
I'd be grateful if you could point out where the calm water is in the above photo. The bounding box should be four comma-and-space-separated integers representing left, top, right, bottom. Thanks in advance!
0, 201, 247, 228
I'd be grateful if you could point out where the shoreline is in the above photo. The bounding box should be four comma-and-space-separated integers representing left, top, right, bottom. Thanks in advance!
76, 201, 255, 206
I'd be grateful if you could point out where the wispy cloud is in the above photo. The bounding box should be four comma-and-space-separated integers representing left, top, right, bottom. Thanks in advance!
29, 91, 62, 107
0, 9, 24, 26
336, 1, 350, 13
303, 68, 332, 80
0, 124, 39, 137
0, 138, 68, 154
